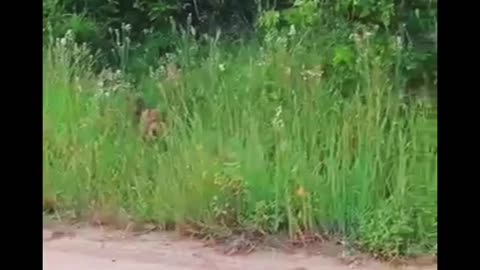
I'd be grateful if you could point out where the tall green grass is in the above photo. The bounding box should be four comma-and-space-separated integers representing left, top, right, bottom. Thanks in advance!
43, 32, 437, 257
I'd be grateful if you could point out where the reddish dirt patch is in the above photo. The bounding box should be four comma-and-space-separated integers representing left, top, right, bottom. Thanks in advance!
43, 225, 437, 270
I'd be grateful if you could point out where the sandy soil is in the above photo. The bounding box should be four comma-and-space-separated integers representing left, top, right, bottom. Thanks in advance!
43, 226, 437, 270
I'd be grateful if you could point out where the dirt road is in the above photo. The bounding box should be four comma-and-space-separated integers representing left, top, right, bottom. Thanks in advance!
43, 227, 436, 270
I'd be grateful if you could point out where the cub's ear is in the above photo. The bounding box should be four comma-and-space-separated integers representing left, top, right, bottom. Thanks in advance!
148, 109, 160, 120
139, 109, 156, 121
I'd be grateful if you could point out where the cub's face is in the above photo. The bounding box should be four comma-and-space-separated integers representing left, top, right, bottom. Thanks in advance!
140, 109, 166, 140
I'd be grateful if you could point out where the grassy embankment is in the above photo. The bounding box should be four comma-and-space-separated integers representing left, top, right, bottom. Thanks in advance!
43, 31, 437, 257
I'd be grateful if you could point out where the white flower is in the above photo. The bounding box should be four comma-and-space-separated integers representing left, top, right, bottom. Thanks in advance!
288, 25, 296, 36
65, 29, 73, 39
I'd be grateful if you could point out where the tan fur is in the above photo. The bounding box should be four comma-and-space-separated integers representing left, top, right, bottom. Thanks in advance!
128, 95, 167, 141
139, 108, 167, 141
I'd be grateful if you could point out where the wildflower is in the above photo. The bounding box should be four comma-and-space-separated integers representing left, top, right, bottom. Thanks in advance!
65, 29, 74, 40
187, 13, 192, 26
288, 25, 297, 36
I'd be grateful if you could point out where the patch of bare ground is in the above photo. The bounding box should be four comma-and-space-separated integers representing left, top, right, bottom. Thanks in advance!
43, 221, 436, 270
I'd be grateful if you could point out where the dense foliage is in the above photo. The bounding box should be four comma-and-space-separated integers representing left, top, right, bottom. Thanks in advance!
43, 0, 437, 258
43, 0, 436, 92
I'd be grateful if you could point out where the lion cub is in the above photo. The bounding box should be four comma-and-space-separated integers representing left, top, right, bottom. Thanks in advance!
131, 96, 167, 141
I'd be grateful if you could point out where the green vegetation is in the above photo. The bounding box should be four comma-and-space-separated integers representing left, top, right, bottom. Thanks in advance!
43, 0, 437, 258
